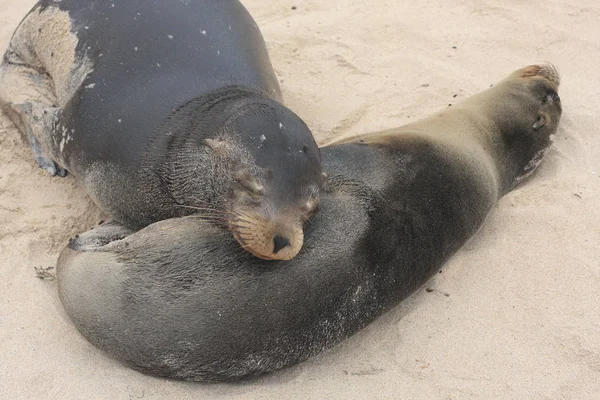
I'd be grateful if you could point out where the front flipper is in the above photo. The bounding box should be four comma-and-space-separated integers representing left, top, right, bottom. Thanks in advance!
67, 221, 135, 252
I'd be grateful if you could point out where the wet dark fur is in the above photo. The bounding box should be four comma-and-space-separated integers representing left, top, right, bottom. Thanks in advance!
57, 67, 562, 382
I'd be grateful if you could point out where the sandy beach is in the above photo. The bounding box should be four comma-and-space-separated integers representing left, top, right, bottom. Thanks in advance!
1, 0, 599, 398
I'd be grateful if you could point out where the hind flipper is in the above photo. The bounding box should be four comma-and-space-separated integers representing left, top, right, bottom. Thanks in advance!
9, 101, 67, 176
0, 42, 66, 176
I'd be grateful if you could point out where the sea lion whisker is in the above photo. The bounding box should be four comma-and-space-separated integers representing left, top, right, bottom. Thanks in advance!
176, 204, 229, 215
233, 232, 258, 240
188, 216, 230, 223
185, 211, 229, 217
230, 210, 260, 220
230, 220, 256, 227
229, 219, 259, 227
185, 212, 231, 219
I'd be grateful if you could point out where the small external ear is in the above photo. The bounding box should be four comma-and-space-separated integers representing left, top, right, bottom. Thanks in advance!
533, 113, 548, 130
322, 172, 328, 180
203, 139, 229, 155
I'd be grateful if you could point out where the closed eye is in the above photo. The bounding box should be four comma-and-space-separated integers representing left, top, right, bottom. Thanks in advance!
235, 172, 264, 195
543, 91, 560, 104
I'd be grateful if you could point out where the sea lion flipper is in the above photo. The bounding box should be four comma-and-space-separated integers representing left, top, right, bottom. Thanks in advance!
67, 222, 135, 252
12, 103, 67, 177
0, 42, 65, 176
11, 101, 67, 177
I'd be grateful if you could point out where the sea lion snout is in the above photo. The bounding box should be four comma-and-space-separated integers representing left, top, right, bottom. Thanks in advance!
219, 144, 321, 261
228, 210, 305, 260
230, 176, 316, 261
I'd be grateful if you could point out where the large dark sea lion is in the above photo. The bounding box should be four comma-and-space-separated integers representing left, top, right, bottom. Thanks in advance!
0, 0, 323, 260
57, 64, 561, 381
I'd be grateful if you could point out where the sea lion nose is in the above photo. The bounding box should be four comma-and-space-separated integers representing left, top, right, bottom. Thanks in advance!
273, 235, 290, 254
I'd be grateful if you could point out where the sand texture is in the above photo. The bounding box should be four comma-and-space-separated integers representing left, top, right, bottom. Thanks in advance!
1, 0, 599, 399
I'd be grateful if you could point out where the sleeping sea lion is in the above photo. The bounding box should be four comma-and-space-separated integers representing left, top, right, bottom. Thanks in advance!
0, 0, 323, 260
56, 64, 561, 381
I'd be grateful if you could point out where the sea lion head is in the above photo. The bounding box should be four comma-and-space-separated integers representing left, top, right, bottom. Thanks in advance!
207, 99, 323, 261
500, 63, 562, 188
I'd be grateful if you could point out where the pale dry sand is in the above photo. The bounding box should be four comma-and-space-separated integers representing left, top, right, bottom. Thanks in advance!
1, 1, 599, 399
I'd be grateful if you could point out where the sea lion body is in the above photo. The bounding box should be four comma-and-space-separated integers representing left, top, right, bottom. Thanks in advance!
57, 64, 561, 381
0, 0, 323, 259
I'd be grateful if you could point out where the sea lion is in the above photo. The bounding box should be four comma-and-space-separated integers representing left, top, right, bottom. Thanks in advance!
0, 0, 323, 260
56, 64, 562, 381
